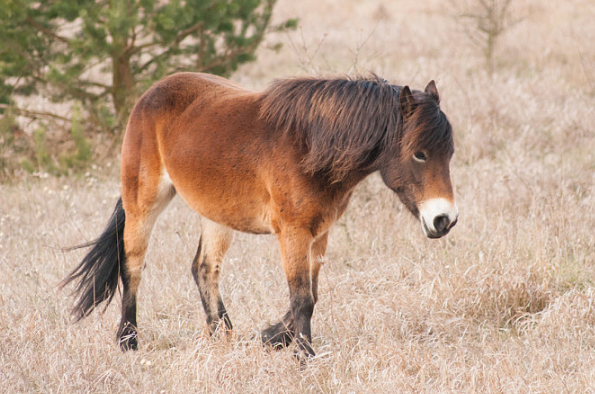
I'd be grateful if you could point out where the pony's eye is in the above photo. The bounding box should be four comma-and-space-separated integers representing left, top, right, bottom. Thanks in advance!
413, 151, 427, 162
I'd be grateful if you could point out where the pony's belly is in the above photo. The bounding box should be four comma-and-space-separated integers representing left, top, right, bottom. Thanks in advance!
198, 207, 275, 235
224, 216, 274, 235
162, 157, 275, 234
174, 185, 275, 235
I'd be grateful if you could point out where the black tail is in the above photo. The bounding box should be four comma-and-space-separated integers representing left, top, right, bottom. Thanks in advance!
62, 198, 126, 321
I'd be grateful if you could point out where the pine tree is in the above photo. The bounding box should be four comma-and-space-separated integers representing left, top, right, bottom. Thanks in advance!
0, 0, 296, 133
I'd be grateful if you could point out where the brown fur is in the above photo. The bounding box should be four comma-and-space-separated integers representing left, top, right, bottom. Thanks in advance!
66, 72, 456, 358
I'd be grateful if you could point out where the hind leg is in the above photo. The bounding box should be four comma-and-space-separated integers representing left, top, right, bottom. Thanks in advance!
262, 231, 328, 353
118, 174, 175, 350
191, 218, 234, 334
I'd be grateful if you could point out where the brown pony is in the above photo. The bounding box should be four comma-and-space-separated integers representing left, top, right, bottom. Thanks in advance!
63, 73, 458, 358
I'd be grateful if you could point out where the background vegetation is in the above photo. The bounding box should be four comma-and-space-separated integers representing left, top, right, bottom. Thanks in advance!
0, 0, 294, 177
1, 0, 595, 392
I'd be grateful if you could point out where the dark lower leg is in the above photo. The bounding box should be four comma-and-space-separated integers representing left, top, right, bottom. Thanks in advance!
117, 275, 138, 351
263, 233, 327, 350
263, 229, 319, 357
191, 239, 232, 334
290, 291, 315, 357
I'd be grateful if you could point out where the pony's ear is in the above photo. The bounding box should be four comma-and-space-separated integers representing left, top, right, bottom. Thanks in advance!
425, 80, 440, 104
400, 85, 415, 119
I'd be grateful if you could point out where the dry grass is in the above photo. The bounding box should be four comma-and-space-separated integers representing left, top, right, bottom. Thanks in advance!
2, 0, 595, 392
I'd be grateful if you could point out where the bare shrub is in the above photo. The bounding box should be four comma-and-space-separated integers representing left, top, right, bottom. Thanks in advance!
451, 0, 520, 74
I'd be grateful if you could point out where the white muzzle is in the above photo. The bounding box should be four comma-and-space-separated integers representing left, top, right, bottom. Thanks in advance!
419, 198, 458, 238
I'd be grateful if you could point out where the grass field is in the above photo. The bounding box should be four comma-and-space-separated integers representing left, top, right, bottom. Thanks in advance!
2, 0, 595, 392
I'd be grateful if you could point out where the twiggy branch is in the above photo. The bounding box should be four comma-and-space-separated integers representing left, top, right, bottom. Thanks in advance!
174, 22, 205, 46
134, 22, 206, 72
0, 104, 71, 122
196, 44, 254, 73
25, 16, 70, 44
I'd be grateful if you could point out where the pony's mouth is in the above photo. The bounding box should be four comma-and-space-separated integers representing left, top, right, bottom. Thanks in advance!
421, 216, 456, 239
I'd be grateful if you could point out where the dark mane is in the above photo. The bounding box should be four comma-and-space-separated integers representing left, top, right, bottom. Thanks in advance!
259, 75, 452, 182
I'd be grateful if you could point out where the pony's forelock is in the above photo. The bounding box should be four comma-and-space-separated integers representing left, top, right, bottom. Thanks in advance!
400, 94, 454, 160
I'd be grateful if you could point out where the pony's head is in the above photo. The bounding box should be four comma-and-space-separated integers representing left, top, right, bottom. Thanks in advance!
380, 81, 458, 239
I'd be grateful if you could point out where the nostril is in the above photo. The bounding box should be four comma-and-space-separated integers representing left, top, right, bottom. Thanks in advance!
433, 214, 449, 233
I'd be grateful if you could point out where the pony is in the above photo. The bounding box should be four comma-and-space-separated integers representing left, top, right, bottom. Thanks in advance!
63, 73, 458, 358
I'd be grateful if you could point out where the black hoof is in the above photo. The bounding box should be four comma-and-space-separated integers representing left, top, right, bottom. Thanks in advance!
293, 347, 316, 365
261, 321, 294, 349
117, 323, 138, 351
207, 314, 233, 337
295, 337, 315, 359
